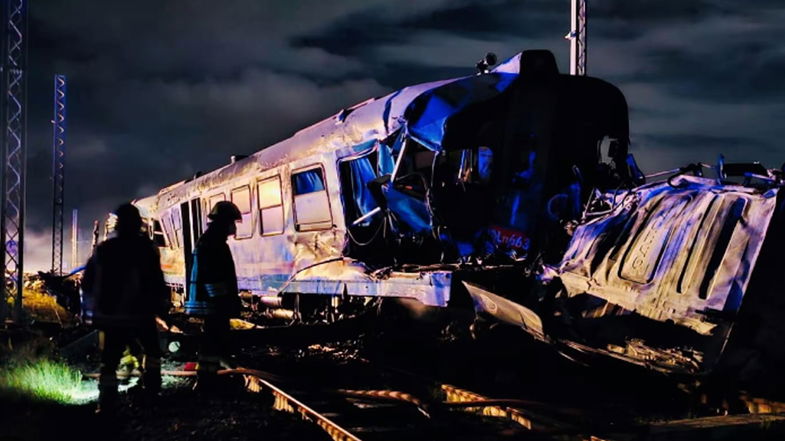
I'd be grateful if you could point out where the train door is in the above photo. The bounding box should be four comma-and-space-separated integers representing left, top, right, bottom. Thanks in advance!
180, 198, 203, 288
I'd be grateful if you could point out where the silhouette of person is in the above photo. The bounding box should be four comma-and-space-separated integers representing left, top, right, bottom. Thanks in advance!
184, 201, 242, 391
82, 203, 169, 415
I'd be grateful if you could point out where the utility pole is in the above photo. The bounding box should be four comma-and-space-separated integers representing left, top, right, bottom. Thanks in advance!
0, 0, 27, 323
568, 0, 587, 76
70, 209, 78, 270
51, 75, 66, 275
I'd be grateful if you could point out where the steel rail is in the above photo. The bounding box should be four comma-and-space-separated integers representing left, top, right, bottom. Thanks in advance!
85, 367, 363, 441
441, 383, 535, 430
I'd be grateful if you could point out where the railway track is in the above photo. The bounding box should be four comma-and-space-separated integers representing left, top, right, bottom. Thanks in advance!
109, 319, 785, 440
89, 364, 536, 440
227, 324, 785, 441
230, 366, 785, 441
85, 335, 785, 441
229, 367, 534, 440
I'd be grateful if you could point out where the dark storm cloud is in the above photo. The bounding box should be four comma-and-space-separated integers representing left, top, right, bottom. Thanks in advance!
25, 0, 464, 269
594, 9, 785, 103
639, 133, 772, 153
22, 0, 785, 270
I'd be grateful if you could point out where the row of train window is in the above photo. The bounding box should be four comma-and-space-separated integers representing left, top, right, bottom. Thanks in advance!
154, 165, 333, 248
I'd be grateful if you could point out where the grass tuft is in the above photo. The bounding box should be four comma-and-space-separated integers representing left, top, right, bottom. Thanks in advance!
0, 358, 84, 403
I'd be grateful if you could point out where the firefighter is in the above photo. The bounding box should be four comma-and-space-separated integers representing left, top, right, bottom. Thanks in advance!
82, 203, 170, 415
185, 201, 242, 392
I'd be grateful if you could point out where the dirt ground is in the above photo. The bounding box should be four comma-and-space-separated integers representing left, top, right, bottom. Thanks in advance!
0, 288, 331, 441
0, 374, 331, 441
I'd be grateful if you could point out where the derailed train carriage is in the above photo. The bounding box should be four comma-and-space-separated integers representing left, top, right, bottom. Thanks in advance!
133, 49, 785, 382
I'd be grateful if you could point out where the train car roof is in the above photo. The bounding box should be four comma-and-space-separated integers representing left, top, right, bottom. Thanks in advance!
242, 52, 531, 169
149, 50, 626, 208
153, 54, 522, 199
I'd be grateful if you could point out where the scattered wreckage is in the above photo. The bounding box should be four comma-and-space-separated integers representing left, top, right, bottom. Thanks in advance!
127, 49, 784, 382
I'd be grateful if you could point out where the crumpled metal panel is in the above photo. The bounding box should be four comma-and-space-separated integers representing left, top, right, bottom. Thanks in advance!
404, 73, 517, 151
559, 176, 778, 336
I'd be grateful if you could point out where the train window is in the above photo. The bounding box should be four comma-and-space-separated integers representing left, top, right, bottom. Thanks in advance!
152, 220, 167, 247
208, 193, 225, 212
292, 166, 332, 231
339, 152, 378, 227
440, 146, 494, 185
170, 210, 182, 248
205, 193, 225, 230
293, 168, 326, 195
392, 139, 434, 198
231, 185, 253, 239
161, 215, 173, 248
258, 176, 284, 235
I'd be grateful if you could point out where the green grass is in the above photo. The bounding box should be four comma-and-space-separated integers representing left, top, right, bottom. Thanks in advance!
0, 358, 86, 404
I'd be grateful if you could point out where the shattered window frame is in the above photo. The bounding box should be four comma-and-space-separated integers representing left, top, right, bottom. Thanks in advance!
151, 219, 168, 247
291, 164, 333, 232
230, 185, 254, 240
170, 208, 182, 249
338, 148, 379, 228
257, 175, 284, 236
160, 214, 175, 249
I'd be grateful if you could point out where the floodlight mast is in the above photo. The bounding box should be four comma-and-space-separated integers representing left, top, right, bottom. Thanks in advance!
568, 0, 587, 76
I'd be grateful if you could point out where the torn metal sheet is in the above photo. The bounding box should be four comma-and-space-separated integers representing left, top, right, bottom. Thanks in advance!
550, 175, 778, 373
463, 281, 545, 341
559, 176, 776, 330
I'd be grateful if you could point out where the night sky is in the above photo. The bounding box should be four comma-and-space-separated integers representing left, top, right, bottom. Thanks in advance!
22, 0, 785, 270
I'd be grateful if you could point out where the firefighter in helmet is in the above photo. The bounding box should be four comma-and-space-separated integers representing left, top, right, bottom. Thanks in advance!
185, 200, 242, 390
82, 203, 169, 415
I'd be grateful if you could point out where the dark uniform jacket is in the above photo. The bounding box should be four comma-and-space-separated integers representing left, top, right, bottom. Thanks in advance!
82, 235, 169, 328
185, 227, 240, 316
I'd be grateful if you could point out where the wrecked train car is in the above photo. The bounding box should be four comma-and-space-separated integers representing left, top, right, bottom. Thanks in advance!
467, 169, 785, 379
132, 48, 785, 379
133, 49, 631, 319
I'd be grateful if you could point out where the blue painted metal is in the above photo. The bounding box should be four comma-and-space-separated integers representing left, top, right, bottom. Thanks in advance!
51, 74, 67, 274
405, 73, 517, 151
